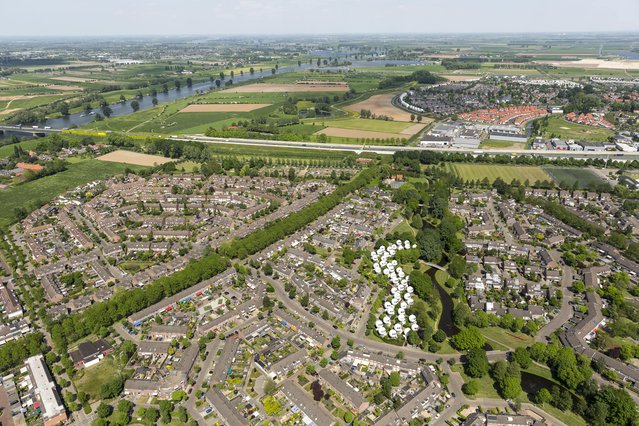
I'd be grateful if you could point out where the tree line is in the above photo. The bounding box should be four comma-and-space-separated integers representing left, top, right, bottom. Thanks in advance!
218, 167, 378, 259
48, 250, 229, 350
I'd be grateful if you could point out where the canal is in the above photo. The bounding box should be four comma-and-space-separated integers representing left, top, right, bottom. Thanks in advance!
425, 267, 460, 337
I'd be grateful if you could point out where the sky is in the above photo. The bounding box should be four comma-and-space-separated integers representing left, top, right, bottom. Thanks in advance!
2, 0, 638, 36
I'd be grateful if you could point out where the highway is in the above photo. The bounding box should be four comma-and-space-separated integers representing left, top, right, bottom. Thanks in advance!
176, 133, 639, 160
3, 125, 639, 160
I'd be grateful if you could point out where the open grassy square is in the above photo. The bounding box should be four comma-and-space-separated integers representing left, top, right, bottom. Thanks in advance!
541, 116, 614, 142
74, 357, 121, 400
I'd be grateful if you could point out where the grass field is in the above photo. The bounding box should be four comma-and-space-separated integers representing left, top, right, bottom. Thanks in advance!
447, 163, 551, 184
0, 159, 147, 227
0, 139, 42, 158
480, 139, 525, 150
541, 116, 614, 142
74, 357, 123, 400
391, 219, 416, 237
451, 364, 501, 399
543, 166, 606, 189
480, 327, 534, 350
320, 118, 414, 133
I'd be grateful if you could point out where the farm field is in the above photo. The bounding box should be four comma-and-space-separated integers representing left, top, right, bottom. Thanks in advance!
179, 103, 271, 112
0, 159, 147, 227
313, 117, 426, 142
541, 116, 614, 141
221, 82, 350, 93
543, 166, 607, 189
320, 118, 416, 133
97, 150, 173, 166
316, 127, 410, 140
447, 163, 551, 184
345, 93, 416, 122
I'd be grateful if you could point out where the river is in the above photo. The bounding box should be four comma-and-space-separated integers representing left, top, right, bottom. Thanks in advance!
35, 59, 428, 130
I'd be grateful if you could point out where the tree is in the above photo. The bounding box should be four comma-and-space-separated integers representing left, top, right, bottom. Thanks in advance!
591, 385, 637, 426
300, 293, 310, 307
432, 329, 447, 343
331, 335, 341, 349
533, 388, 552, 404
130, 100, 140, 112
101, 105, 113, 118
97, 402, 113, 418
389, 371, 401, 387
465, 348, 489, 378
448, 255, 467, 279
512, 347, 532, 369
144, 407, 159, 423
186, 77, 193, 87
462, 380, 480, 395
264, 379, 277, 395
177, 406, 188, 423
152, 97, 158, 106
59, 102, 70, 116
159, 400, 173, 423
450, 327, 485, 351
117, 399, 133, 414
344, 412, 354, 423
263, 262, 273, 276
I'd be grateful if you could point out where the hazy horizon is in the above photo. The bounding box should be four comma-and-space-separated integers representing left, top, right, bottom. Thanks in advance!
3, 0, 638, 37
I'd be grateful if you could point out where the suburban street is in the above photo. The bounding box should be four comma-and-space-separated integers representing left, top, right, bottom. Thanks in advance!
536, 265, 574, 342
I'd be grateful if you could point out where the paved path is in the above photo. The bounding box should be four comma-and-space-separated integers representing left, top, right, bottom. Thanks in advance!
536, 265, 574, 342
268, 277, 509, 364
185, 340, 221, 424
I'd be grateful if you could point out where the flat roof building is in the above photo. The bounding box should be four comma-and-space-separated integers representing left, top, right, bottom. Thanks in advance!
25, 355, 67, 426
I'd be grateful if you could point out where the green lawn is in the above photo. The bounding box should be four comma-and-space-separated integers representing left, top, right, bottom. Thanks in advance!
0, 159, 147, 227
480, 327, 534, 350
74, 357, 123, 400
0, 139, 42, 158
447, 163, 551, 184
541, 116, 614, 142
542, 167, 607, 190
391, 219, 416, 237
451, 364, 501, 399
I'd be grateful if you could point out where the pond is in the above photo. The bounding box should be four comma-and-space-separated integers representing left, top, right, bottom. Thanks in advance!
521, 371, 563, 396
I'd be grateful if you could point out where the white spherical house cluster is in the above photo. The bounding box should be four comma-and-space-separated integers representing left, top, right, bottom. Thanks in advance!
371, 241, 419, 341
